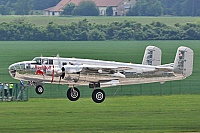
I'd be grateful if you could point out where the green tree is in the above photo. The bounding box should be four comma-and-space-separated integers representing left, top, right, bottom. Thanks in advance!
61, 3, 76, 15
146, 1, 163, 16
33, 0, 60, 10
0, 5, 10, 15
73, 1, 99, 16
13, 0, 33, 15
127, 0, 163, 16
181, 0, 200, 16
106, 6, 113, 16
88, 29, 106, 41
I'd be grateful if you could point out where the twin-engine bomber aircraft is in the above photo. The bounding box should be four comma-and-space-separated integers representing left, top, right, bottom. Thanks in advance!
8, 46, 193, 103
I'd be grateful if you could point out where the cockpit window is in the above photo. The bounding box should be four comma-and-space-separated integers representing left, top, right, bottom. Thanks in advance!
9, 63, 25, 70
19, 64, 25, 70
33, 58, 42, 65
49, 59, 53, 65
33, 58, 54, 65
36, 58, 41, 65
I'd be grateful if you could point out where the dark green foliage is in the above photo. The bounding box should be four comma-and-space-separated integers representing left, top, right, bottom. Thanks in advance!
73, 1, 99, 16
0, 19, 199, 41
127, 0, 200, 16
33, 0, 60, 10
88, 29, 106, 41
61, 3, 76, 15
106, 6, 113, 16
13, 0, 33, 15
0, 0, 60, 15
0, 4, 10, 15
127, 0, 163, 16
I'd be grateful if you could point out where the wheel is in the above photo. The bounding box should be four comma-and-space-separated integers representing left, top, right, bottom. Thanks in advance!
67, 87, 80, 101
92, 89, 105, 103
35, 85, 44, 95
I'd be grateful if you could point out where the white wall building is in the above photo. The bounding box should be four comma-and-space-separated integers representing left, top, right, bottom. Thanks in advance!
43, 0, 136, 16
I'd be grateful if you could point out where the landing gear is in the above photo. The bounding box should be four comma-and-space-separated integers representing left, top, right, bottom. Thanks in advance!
35, 85, 44, 94
67, 87, 80, 101
92, 89, 105, 103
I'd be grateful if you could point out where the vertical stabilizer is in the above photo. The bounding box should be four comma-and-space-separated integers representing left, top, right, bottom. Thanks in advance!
142, 46, 161, 66
173, 46, 193, 77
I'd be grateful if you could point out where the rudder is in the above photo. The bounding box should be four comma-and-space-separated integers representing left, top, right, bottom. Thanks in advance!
142, 46, 162, 66
173, 46, 193, 77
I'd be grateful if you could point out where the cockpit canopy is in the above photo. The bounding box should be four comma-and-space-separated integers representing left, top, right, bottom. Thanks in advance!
8, 61, 35, 71
9, 63, 25, 71
32, 58, 53, 65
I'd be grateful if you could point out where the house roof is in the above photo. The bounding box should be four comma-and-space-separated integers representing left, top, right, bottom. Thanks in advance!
44, 0, 70, 12
95, 0, 124, 7
44, 0, 134, 12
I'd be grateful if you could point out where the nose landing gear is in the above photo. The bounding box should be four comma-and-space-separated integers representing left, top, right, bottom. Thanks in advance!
35, 85, 44, 95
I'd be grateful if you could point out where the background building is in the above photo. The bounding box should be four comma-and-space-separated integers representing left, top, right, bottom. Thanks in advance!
43, 0, 136, 16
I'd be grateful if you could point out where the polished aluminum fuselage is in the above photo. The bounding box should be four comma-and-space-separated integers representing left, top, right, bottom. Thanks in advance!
8, 57, 184, 87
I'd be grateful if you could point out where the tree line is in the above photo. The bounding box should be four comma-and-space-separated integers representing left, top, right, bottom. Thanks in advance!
0, 0, 200, 16
0, 19, 199, 41
0, 0, 60, 15
127, 0, 200, 16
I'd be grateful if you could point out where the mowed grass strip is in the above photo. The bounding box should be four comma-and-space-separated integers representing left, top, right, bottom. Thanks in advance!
0, 16, 199, 26
0, 95, 200, 132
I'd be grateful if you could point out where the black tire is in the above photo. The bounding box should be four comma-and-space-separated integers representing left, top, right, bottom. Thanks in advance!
35, 85, 44, 95
67, 87, 80, 101
92, 89, 105, 103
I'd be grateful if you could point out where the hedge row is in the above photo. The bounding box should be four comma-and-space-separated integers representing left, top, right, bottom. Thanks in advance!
0, 19, 199, 41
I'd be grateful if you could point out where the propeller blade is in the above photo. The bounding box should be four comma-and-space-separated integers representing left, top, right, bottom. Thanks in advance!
51, 65, 54, 83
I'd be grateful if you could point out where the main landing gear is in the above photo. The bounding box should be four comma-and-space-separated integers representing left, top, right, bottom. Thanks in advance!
66, 87, 105, 103
34, 83, 106, 103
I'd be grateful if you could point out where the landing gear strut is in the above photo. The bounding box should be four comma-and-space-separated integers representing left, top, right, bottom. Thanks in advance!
67, 87, 80, 101
92, 89, 105, 103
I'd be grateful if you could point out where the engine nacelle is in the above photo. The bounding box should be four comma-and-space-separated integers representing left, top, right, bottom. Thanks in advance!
64, 65, 83, 73
46, 67, 62, 76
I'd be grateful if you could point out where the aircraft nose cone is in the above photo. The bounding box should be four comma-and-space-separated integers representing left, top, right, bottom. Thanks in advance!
8, 64, 17, 77
8, 64, 15, 71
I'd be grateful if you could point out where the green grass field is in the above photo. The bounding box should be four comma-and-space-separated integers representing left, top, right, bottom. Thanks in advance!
0, 40, 200, 132
1, 16, 200, 26
1, 95, 200, 132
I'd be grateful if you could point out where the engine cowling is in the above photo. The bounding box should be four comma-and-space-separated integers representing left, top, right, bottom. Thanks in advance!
46, 67, 62, 76
64, 65, 83, 73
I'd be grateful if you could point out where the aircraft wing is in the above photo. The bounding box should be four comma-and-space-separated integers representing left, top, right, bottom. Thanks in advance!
80, 64, 133, 78
81, 64, 132, 72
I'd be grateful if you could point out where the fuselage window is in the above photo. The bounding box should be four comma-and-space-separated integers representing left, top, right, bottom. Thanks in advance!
42, 59, 48, 64
49, 59, 53, 65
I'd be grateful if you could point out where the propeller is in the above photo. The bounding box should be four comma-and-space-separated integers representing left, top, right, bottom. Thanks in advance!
51, 65, 54, 83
